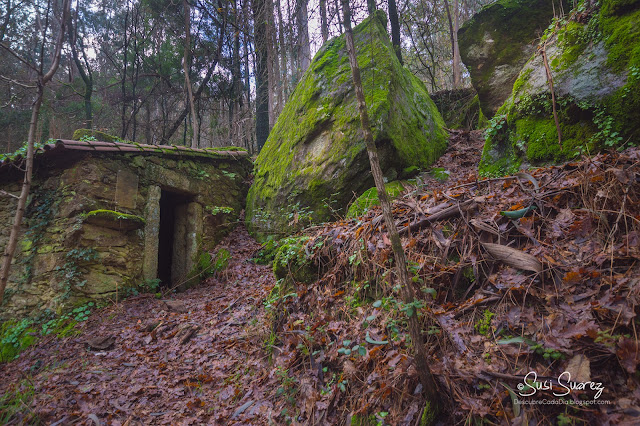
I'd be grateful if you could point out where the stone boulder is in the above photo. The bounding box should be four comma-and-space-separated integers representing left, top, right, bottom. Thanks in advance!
246, 11, 447, 239
479, 0, 640, 176
458, 0, 565, 118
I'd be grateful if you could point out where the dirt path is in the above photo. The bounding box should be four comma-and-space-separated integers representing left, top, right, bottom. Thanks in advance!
0, 226, 277, 425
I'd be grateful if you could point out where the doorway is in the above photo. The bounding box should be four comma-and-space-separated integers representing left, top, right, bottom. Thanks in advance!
157, 189, 193, 287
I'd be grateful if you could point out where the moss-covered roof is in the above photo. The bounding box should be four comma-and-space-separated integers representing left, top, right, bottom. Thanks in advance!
0, 139, 248, 170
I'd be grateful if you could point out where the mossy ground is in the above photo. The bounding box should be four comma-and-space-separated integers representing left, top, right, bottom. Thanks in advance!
272, 236, 316, 283
246, 11, 446, 240
346, 181, 406, 218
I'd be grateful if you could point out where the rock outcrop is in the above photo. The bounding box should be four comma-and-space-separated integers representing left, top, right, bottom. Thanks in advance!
246, 11, 447, 238
458, 0, 564, 118
479, 0, 640, 176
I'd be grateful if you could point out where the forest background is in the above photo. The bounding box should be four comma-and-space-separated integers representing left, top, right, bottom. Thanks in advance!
0, 0, 487, 154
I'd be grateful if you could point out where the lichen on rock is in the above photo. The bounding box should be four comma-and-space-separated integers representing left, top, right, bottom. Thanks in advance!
246, 11, 447, 239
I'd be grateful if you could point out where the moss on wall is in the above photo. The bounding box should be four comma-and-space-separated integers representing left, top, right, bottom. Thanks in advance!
1, 151, 251, 320
72, 128, 119, 142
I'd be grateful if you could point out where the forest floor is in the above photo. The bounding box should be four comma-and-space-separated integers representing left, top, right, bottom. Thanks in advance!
1, 130, 640, 425
0, 227, 279, 424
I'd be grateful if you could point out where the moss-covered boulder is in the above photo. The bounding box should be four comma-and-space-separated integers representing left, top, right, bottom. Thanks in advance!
458, 0, 566, 118
479, 0, 640, 176
246, 11, 447, 239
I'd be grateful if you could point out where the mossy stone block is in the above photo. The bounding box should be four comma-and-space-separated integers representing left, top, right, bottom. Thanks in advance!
246, 11, 447, 239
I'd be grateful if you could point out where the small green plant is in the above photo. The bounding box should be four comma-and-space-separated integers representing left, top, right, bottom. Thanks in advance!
591, 108, 623, 147
484, 115, 507, 140
374, 411, 389, 426
475, 309, 495, 336
0, 379, 38, 423
205, 205, 234, 216
337, 339, 367, 357
274, 366, 298, 403
78, 134, 97, 142
140, 278, 161, 293
429, 167, 450, 182
193, 169, 210, 180
221, 170, 238, 179
0, 319, 36, 362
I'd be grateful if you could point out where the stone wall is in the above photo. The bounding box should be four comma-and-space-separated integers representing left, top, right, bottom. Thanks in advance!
0, 151, 251, 320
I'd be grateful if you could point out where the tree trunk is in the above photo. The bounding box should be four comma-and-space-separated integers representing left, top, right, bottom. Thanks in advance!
121, 1, 129, 139
0, 0, 71, 304
275, 0, 288, 101
339, 0, 442, 419
443, 0, 461, 88
68, 3, 93, 129
367, 0, 376, 14
183, 0, 199, 148
252, 0, 270, 151
296, 0, 311, 72
388, 0, 402, 64
266, 0, 276, 127
453, 0, 461, 88
320, 0, 329, 43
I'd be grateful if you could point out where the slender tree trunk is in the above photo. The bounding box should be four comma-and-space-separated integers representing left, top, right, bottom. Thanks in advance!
252, 0, 270, 151
389, 0, 403, 64
161, 13, 226, 145
0, 0, 71, 304
296, 0, 311, 72
443, 0, 461, 88
367, 0, 376, 14
275, 0, 288, 101
453, 0, 461, 87
68, 4, 94, 129
121, 0, 129, 139
183, 0, 199, 148
320, 0, 329, 43
388, 0, 402, 64
266, 0, 276, 127
0, 0, 11, 41
339, 0, 442, 419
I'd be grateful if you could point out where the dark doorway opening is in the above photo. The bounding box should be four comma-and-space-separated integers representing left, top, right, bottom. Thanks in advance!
157, 189, 192, 287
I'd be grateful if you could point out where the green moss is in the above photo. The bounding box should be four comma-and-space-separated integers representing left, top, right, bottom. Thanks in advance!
204, 146, 248, 152
272, 236, 315, 283
72, 128, 119, 142
480, 1, 640, 174
513, 68, 533, 95
458, 0, 566, 115
246, 11, 446, 239
420, 400, 438, 426
0, 320, 36, 362
84, 209, 145, 227
601, 0, 640, 16
347, 181, 406, 218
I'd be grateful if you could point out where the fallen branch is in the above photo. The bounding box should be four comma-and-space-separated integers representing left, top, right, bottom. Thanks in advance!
481, 242, 543, 273
400, 198, 478, 235
0, 189, 19, 199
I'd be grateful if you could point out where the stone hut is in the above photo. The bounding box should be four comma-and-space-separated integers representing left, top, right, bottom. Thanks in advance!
0, 139, 251, 319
